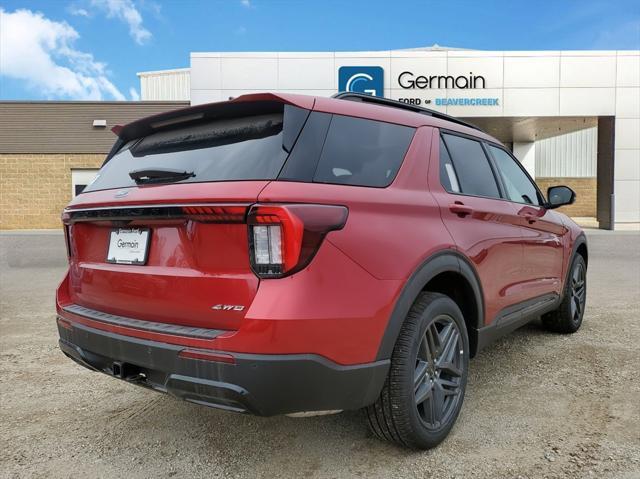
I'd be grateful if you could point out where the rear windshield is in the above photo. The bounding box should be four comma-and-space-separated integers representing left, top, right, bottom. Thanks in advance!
85, 109, 295, 192
85, 104, 415, 192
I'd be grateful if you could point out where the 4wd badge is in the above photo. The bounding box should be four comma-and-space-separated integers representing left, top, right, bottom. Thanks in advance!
212, 304, 245, 312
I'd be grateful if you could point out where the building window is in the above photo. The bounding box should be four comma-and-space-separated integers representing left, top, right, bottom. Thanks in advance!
71, 169, 99, 197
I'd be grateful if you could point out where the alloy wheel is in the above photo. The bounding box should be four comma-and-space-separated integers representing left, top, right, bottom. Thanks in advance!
414, 314, 464, 429
570, 262, 586, 322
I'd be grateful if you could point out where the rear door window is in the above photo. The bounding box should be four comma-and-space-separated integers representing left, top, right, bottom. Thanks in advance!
441, 133, 501, 199
312, 115, 415, 187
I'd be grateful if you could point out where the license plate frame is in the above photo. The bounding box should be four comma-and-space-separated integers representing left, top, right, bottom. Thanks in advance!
106, 228, 151, 265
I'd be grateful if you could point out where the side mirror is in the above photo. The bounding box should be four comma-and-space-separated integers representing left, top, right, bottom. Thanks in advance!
546, 185, 576, 209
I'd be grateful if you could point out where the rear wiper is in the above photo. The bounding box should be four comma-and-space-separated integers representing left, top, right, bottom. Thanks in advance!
129, 168, 195, 185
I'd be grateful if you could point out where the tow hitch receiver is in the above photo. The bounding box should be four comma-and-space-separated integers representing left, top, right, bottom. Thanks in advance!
112, 361, 146, 382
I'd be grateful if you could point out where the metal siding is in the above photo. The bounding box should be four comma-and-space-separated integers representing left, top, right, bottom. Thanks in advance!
139, 69, 190, 101
535, 127, 597, 177
0, 102, 188, 154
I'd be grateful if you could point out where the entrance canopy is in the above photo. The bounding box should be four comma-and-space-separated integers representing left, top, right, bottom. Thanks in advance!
463, 116, 597, 143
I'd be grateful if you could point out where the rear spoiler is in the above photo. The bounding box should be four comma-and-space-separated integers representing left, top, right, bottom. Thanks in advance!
104, 93, 316, 163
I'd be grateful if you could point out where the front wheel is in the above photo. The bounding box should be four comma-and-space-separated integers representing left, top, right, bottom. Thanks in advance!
366, 292, 469, 449
542, 254, 587, 334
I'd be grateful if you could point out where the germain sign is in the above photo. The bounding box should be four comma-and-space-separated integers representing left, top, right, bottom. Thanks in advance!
394, 70, 498, 107
397, 71, 486, 89
337, 66, 499, 107
338, 66, 384, 97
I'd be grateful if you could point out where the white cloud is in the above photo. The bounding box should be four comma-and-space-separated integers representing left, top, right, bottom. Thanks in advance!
91, 0, 151, 45
129, 87, 140, 101
69, 6, 90, 17
240, 0, 251, 8
0, 8, 125, 100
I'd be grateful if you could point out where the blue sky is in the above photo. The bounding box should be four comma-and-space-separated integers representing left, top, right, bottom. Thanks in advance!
1, 0, 639, 101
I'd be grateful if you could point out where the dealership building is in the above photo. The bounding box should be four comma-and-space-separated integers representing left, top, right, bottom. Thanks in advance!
1, 46, 638, 229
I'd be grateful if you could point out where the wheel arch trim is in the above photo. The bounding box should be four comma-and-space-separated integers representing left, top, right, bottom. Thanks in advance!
565, 233, 588, 295
375, 249, 485, 361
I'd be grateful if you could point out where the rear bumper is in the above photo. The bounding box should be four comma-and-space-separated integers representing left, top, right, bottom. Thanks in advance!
57, 319, 389, 416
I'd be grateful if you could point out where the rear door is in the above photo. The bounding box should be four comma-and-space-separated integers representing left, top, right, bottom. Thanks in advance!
485, 144, 566, 299
429, 132, 525, 325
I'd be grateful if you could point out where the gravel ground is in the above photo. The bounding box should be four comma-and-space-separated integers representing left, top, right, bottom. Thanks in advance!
1, 230, 639, 479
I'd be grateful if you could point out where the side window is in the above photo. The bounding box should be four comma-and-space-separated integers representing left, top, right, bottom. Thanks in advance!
441, 133, 501, 199
313, 115, 415, 187
439, 137, 460, 193
488, 145, 542, 206
279, 112, 332, 181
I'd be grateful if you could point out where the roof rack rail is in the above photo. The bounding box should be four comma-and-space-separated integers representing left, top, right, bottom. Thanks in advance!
331, 92, 484, 132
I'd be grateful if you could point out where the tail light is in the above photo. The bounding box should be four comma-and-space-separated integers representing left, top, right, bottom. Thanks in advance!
181, 205, 247, 223
247, 204, 348, 278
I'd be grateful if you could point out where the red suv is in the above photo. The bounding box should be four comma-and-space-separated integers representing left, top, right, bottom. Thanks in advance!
56, 92, 588, 449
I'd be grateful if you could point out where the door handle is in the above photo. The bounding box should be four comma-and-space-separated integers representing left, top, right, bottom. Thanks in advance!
521, 212, 537, 224
449, 203, 473, 217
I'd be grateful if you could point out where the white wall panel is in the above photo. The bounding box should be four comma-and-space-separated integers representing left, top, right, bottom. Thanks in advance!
615, 119, 640, 150
614, 180, 640, 222
615, 87, 640, 119
220, 58, 278, 90
615, 149, 640, 181
278, 58, 335, 90
190, 57, 221, 90
448, 50, 507, 58
503, 88, 559, 116
335, 51, 392, 58
560, 56, 617, 87
504, 56, 559, 88
277, 52, 333, 58
218, 52, 277, 58
503, 51, 562, 57
560, 88, 615, 115
616, 55, 640, 87
390, 50, 447, 58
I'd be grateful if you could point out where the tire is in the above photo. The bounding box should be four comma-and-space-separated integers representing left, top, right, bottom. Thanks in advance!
541, 253, 587, 334
366, 292, 469, 449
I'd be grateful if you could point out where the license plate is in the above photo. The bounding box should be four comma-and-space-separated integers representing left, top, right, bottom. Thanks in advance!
106, 228, 151, 265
